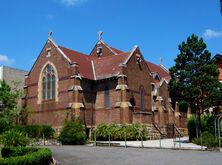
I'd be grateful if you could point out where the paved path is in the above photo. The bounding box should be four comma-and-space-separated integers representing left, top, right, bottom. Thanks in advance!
50, 145, 222, 165
94, 137, 207, 150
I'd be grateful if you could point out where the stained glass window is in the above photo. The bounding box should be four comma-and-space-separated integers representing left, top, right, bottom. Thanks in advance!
42, 64, 56, 100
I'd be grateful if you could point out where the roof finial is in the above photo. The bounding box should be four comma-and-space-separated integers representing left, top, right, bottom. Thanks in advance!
48, 31, 52, 39
98, 31, 103, 41
159, 57, 163, 65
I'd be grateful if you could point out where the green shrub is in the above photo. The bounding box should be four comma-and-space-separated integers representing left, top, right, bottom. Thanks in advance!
0, 129, 29, 147
0, 158, 6, 165
0, 118, 11, 134
1, 147, 38, 158
187, 115, 197, 141
1, 148, 52, 165
24, 125, 41, 138
193, 131, 218, 148
58, 118, 86, 145
201, 115, 215, 134
7, 124, 55, 139
92, 123, 148, 141
41, 125, 55, 139
187, 114, 217, 141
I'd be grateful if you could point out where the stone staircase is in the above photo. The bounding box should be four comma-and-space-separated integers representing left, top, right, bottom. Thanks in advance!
146, 123, 168, 140
146, 123, 187, 140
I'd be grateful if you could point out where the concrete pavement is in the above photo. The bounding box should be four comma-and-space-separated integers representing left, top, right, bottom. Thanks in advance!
91, 137, 207, 150
50, 145, 222, 165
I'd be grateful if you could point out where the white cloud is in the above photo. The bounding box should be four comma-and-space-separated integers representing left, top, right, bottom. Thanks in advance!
59, 0, 87, 6
202, 29, 222, 39
0, 54, 14, 65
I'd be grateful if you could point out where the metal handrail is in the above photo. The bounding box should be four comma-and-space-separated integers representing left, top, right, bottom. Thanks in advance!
174, 124, 182, 137
173, 124, 182, 148
152, 122, 163, 135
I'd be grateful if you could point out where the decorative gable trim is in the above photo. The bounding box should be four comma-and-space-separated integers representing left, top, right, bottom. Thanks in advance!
48, 38, 72, 63
159, 79, 169, 86
122, 45, 138, 65
91, 60, 97, 80
122, 45, 152, 75
28, 37, 72, 76
159, 64, 169, 74
100, 40, 118, 55
89, 39, 118, 57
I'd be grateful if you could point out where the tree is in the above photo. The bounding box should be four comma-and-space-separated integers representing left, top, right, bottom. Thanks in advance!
0, 80, 23, 124
169, 34, 222, 137
220, 0, 222, 14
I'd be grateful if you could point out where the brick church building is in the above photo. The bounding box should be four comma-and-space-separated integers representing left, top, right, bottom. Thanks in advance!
23, 33, 188, 137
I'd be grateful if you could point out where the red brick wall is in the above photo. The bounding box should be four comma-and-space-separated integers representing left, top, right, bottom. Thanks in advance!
126, 49, 152, 113
25, 40, 72, 127
25, 40, 187, 130
89, 42, 116, 58
132, 113, 152, 124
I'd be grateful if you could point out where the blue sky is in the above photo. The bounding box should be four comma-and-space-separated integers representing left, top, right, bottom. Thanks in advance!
0, 0, 222, 70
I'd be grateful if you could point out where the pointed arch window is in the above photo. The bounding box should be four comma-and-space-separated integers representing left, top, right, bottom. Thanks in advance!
42, 64, 56, 100
104, 87, 110, 109
140, 87, 145, 111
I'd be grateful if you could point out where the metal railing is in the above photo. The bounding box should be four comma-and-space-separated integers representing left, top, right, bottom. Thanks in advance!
214, 113, 222, 148
173, 124, 182, 149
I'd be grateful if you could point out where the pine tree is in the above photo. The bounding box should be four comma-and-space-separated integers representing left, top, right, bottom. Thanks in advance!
169, 34, 222, 136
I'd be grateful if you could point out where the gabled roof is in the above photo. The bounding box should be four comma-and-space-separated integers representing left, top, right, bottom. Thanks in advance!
110, 47, 125, 54
58, 45, 130, 80
146, 61, 170, 79
33, 37, 169, 81
92, 52, 131, 80
59, 46, 94, 79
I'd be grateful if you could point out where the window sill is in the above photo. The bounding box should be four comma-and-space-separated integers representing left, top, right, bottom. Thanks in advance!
42, 99, 56, 103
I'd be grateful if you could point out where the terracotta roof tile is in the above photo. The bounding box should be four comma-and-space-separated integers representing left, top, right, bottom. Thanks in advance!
59, 46, 130, 80
59, 44, 168, 82
92, 52, 130, 80
146, 61, 170, 79
59, 46, 94, 79
110, 47, 125, 54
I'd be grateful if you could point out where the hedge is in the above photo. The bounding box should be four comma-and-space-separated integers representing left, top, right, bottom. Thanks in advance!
92, 123, 148, 141
5, 125, 55, 139
1, 147, 38, 158
0, 148, 52, 165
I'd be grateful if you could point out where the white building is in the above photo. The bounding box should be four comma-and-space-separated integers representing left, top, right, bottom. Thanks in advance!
0, 65, 28, 91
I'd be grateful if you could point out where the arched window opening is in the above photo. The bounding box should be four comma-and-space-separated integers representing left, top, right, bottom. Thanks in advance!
130, 97, 136, 111
52, 75, 56, 99
140, 87, 145, 111
105, 87, 110, 109
42, 64, 56, 100
42, 77, 46, 100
